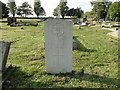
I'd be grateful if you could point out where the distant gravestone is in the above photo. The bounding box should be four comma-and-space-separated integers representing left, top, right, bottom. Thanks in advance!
115, 17, 120, 22
81, 22, 88, 26
72, 18, 79, 24
99, 19, 104, 22
44, 19, 73, 74
0, 41, 11, 71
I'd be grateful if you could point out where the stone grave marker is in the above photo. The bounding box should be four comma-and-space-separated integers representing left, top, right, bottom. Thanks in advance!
72, 18, 79, 24
44, 19, 73, 74
0, 41, 11, 71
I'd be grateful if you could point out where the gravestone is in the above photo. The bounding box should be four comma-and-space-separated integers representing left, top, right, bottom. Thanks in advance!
72, 18, 79, 24
44, 19, 73, 74
0, 41, 11, 71
81, 22, 87, 26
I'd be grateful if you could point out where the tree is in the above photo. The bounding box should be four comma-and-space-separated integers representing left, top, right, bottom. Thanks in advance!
53, 1, 69, 18
53, 6, 59, 16
39, 7, 46, 16
8, 0, 17, 17
67, 8, 83, 18
17, 2, 33, 17
59, 2, 69, 18
34, 0, 45, 17
83, 11, 94, 18
75, 8, 84, 18
67, 8, 76, 17
107, 1, 120, 21
91, 0, 112, 20
16, 6, 24, 17
0, 1, 9, 18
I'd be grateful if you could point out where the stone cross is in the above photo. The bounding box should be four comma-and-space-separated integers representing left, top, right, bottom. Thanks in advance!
44, 19, 73, 74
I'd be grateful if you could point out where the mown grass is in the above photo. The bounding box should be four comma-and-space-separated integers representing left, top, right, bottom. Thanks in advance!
1, 19, 119, 88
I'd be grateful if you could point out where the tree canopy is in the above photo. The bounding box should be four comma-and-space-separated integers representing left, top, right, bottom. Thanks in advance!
34, 0, 41, 17
67, 8, 83, 18
17, 2, 33, 17
34, 0, 46, 17
59, 2, 69, 18
53, 6, 59, 17
0, 1, 9, 18
53, 1, 69, 18
107, 1, 120, 21
91, 0, 112, 20
8, 0, 17, 17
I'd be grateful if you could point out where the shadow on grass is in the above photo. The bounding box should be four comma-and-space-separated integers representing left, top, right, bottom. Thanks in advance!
73, 36, 97, 52
2, 66, 54, 88
2, 66, 119, 88
53, 72, 119, 88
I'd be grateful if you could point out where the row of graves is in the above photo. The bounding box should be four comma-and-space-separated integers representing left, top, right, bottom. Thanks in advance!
72, 17, 120, 31
72, 17, 91, 28
7, 17, 47, 27
101, 23, 120, 31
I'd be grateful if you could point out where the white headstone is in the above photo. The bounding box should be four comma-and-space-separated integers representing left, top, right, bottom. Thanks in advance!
44, 19, 73, 74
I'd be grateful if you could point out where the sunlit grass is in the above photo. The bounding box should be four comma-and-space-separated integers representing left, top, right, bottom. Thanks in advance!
1, 19, 119, 88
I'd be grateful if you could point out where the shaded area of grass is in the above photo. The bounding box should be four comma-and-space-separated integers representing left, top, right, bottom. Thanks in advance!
1, 19, 119, 88
73, 36, 97, 52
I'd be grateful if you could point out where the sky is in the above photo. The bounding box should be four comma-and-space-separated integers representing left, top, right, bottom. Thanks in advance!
0, 0, 119, 17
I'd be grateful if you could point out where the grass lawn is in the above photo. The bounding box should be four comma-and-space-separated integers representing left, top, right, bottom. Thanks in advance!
1, 19, 119, 88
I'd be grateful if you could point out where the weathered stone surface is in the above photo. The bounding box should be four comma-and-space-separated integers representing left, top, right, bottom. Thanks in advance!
73, 39, 78, 50
0, 41, 11, 71
44, 19, 73, 74
72, 18, 79, 24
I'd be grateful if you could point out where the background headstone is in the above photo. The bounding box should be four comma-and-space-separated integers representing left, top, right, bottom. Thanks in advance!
44, 19, 73, 74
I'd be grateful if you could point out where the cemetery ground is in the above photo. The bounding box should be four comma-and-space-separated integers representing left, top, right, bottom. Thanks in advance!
1, 19, 119, 88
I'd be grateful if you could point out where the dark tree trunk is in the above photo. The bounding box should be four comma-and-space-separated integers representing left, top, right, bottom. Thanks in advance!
62, 15, 64, 18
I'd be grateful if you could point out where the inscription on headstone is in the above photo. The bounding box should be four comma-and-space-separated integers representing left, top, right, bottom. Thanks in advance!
44, 19, 73, 74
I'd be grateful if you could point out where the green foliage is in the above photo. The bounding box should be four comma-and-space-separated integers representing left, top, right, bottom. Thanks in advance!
8, 0, 17, 17
59, 2, 69, 18
16, 2, 33, 17
0, 1, 9, 18
91, 0, 112, 19
67, 8, 83, 18
34, 0, 45, 17
107, 1, 120, 21
34, 1, 41, 17
53, 2, 69, 18
83, 11, 94, 18
53, 6, 59, 16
